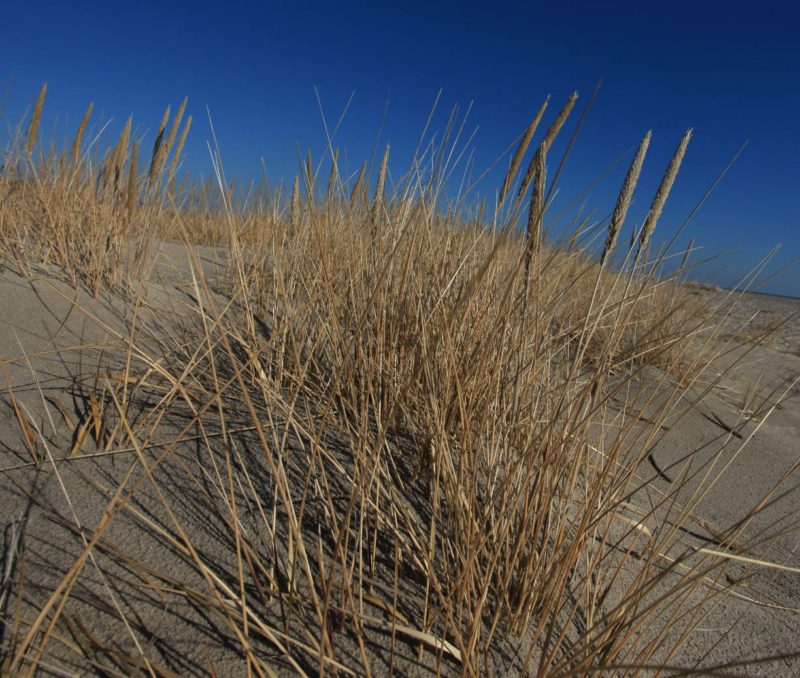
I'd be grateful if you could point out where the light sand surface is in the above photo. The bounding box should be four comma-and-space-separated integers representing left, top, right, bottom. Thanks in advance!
621, 342, 800, 673
1, 248, 798, 675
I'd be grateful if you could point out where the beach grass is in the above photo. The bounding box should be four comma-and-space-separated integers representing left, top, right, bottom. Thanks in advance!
0, 83, 797, 676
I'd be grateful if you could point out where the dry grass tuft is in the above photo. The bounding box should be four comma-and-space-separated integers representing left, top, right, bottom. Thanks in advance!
0, 84, 797, 677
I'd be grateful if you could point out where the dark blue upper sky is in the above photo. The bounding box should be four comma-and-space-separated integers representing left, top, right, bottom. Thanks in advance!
2, 0, 798, 296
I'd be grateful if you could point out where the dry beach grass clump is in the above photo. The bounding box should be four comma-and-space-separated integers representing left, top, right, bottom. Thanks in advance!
0, 84, 798, 676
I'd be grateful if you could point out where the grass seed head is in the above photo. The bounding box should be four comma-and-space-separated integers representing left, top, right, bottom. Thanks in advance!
148, 105, 171, 186
69, 102, 94, 167
516, 92, 577, 209
127, 139, 138, 215
291, 174, 300, 227
350, 160, 367, 212
525, 146, 547, 248
169, 114, 192, 182
498, 96, 549, 209
161, 97, 187, 165
601, 130, 652, 267
637, 128, 692, 261
107, 116, 131, 191
326, 147, 339, 199
26, 82, 47, 156
371, 143, 390, 229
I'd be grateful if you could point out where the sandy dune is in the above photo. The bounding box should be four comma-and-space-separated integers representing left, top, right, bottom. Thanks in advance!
1, 247, 798, 675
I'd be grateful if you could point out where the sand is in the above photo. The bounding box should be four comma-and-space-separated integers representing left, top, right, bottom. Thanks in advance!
1, 247, 798, 676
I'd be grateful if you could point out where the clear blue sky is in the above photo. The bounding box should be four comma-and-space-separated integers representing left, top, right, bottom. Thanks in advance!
2, 0, 798, 296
